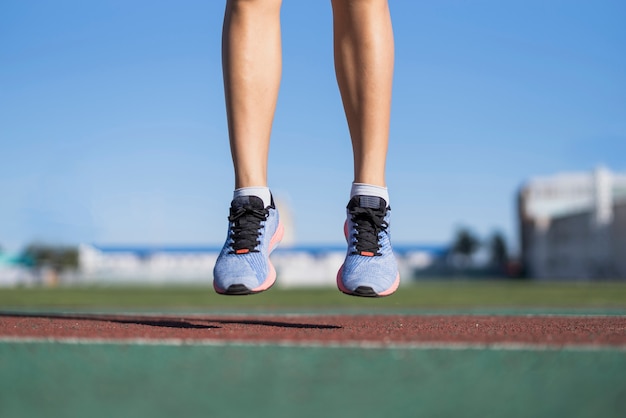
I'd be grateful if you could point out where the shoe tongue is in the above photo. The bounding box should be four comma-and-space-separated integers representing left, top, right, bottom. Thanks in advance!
358, 195, 386, 209
232, 195, 265, 209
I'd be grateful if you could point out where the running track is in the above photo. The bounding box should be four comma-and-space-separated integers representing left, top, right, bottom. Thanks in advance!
2, 312, 625, 418
1, 312, 625, 348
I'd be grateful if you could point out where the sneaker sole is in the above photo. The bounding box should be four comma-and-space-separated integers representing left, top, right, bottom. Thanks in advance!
214, 221, 284, 296
336, 267, 400, 297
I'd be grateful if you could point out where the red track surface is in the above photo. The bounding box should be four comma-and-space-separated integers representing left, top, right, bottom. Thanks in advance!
2, 313, 626, 347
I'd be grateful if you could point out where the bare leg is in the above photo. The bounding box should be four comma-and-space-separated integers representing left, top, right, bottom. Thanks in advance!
222, 0, 283, 188
331, 0, 394, 187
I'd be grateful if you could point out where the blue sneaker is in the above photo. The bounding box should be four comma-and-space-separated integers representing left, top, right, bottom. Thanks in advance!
337, 195, 400, 297
213, 195, 283, 295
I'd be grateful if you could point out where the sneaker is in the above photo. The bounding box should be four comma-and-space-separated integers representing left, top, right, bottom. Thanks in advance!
213, 195, 283, 295
337, 195, 400, 297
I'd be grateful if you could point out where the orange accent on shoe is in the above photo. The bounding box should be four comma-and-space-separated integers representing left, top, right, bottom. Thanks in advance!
235, 249, 249, 254
360, 251, 375, 257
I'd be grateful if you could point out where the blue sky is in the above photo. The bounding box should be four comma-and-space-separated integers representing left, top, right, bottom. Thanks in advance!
1, 0, 625, 253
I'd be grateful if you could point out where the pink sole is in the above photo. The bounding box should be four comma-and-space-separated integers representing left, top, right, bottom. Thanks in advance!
336, 268, 400, 297
250, 221, 284, 293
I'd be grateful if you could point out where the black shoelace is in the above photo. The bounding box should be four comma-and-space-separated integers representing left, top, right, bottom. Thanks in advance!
228, 204, 269, 254
349, 206, 389, 256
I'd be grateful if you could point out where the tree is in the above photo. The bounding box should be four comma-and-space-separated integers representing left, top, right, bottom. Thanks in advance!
451, 227, 480, 268
22, 243, 78, 272
488, 231, 509, 272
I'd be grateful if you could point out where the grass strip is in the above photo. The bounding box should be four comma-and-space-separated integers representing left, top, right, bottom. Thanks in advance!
1, 281, 625, 310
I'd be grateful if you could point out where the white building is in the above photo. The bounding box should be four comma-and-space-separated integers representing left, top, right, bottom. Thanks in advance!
518, 167, 626, 280
78, 243, 446, 286
79, 245, 219, 284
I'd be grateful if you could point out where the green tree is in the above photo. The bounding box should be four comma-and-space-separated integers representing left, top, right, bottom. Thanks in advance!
22, 243, 78, 272
489, 231, 509, 272
451, 227, 480, 268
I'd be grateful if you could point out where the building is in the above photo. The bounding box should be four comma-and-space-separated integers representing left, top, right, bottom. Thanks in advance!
79, 245, 219, 284
518, 167, 626, 280
78, 243, 447, 286
0, 251, 37, 287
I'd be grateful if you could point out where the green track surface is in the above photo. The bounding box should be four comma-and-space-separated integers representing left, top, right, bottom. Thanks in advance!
1, 342, 624, 418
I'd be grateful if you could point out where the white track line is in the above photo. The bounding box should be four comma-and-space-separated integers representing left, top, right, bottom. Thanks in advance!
1, 336, 624, 351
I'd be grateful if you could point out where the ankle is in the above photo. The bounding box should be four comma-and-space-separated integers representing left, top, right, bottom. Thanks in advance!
233, 187, 272, 207
350, 183, 389, 205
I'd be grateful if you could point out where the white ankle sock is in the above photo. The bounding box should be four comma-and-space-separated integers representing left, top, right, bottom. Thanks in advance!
233, 187, 272, 207
350, 183, 390, 206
